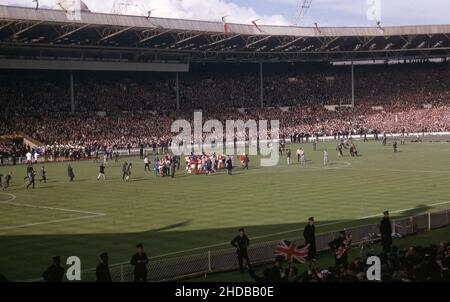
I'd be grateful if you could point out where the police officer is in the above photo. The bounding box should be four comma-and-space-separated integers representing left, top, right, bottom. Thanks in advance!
96, 252, 112, 282
380, 211, 393, 253
231, 228, 250, 273
130, 243, 149, 282
303, 217, 316, 260
42, 256, 65, 282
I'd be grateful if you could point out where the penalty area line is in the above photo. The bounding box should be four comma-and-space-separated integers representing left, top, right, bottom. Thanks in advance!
0, 193, 106, 231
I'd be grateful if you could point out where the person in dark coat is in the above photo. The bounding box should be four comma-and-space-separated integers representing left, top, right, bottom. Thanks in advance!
170, 158, 176, 178
26, 166, 36, 189
68, 164, 75, 182
130, 243, 149, 282
303, 217, 316, 260
243, 154, 250, 170
226, 156, 233, 175
42, 256, 65, 282
96, 252, 112, 282
139, 144, 144, 159
231, 228, 250, 273
122, 162, 128, 180
2, 172, 12, 190
380, 211, 393, 253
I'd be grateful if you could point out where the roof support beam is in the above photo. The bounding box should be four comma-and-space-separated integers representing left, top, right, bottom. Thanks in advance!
319, 36, 340, 50
52, 24, 90, 42
359, 36, 376, 50
136, 30, 171, 45
170, 33, 203, 48
98, 26, 133, 43
245, 36, 270, 49
274, 36, 304, 51
200, 34, 241, 50
10, 21, 44, 37
0, 21, 14, 32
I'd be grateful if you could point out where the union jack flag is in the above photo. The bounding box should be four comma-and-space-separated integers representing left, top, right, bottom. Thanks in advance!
274, 240, 309, 263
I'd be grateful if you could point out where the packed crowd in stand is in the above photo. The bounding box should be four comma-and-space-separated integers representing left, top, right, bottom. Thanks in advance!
248, 241, 450, 282
0, 141, 28, 163
1, 61, 450, 158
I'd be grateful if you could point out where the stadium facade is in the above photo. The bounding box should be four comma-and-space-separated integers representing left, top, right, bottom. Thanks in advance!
1, 4, 450, 110
1, 4, 450, 64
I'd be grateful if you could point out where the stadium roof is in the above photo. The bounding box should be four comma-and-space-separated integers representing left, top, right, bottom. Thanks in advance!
1, 4, 450, 64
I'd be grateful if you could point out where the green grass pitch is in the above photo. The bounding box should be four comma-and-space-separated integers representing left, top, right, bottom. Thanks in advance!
1, 140, 450, 281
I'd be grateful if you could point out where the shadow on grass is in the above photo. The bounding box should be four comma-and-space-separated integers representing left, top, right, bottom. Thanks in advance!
400, 204, 432, 217
0, 202, 445, 281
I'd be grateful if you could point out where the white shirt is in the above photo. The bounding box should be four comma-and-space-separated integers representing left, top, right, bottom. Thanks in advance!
26, 152, 32, 161
144, 158, 149, 164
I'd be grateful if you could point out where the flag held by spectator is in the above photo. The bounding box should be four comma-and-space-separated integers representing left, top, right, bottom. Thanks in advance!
335, 237, 352, 259
274, 240, 309, 263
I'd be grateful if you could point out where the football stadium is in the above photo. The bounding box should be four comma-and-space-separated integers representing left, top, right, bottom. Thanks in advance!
0, 0, 450, 287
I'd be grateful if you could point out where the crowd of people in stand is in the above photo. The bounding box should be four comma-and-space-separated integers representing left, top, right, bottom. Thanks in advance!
246, 240, 450, 282
0, 141, 28, 163
243, 213, 450, 282
1, 61, 450, 156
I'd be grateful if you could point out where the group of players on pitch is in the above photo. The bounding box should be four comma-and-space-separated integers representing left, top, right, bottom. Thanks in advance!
282, 137, 358, 167
1, 136, 402, 190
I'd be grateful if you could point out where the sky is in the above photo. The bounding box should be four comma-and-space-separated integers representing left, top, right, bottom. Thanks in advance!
1, 0, 449, 27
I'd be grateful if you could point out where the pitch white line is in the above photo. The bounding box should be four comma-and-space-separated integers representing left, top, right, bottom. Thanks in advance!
0, 193, 106, 231
0, 193, 16, 203
0, 202, 105, 216
0, 214, 106, 231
